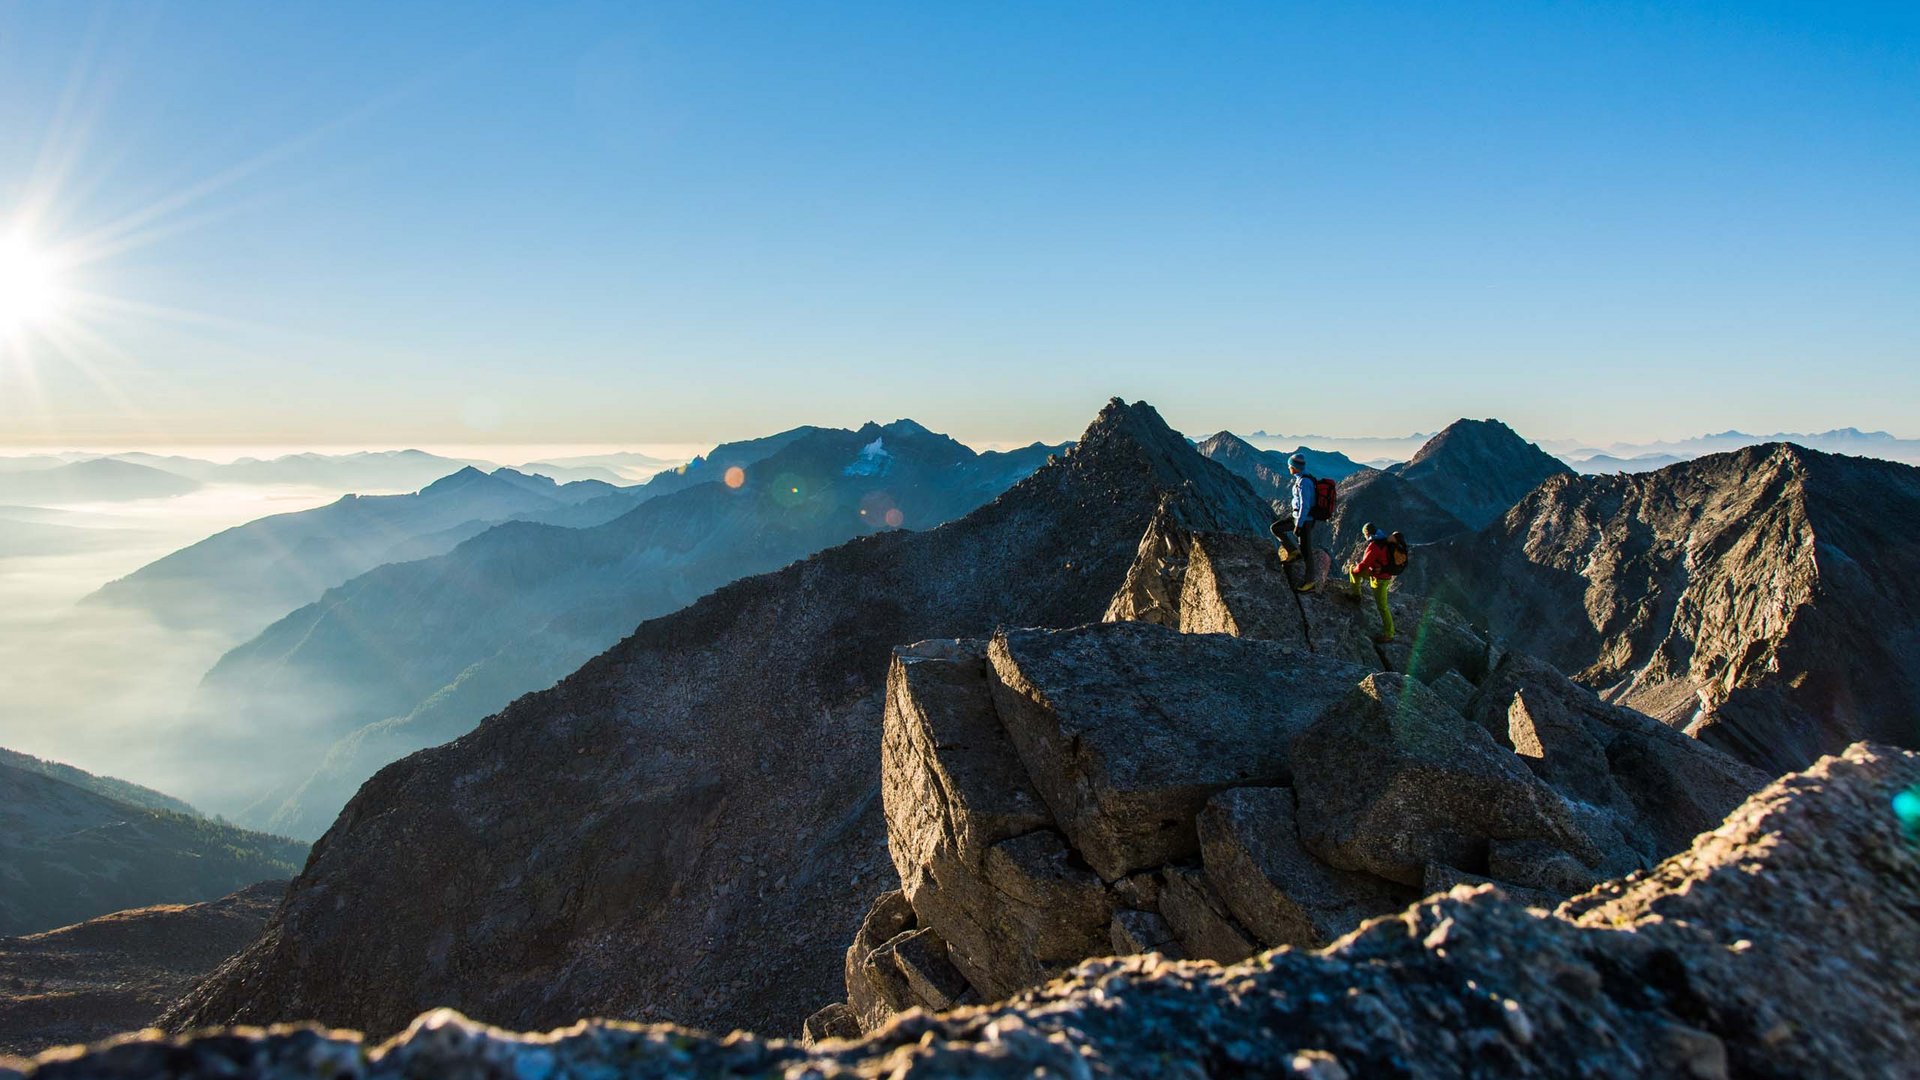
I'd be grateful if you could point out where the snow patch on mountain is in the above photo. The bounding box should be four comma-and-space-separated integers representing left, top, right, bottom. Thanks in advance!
844, 438, 893, 477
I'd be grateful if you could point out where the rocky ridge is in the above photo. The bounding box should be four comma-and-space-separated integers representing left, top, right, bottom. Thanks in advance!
1410, 441, 1920, 773
0, 883, 283, 1058
11, 743, 1913, 1079
822, 513, 1768, 1037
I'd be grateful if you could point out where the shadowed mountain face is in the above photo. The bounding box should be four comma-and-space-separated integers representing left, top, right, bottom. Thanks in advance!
0, 749, 196, 817
162, 400, 1274, 1040
0, 757, 303, 937
0, 881, 283, 1058
1321, 467, 1469, 566
88, 467, 633, 640
1389, 419, 1573, 530
1410, 443, 1920, 774
1193, 432, 1364, 498
186, 422, 1062, 834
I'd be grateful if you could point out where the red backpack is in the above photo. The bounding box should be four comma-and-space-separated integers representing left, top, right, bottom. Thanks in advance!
1310, 476, 1338, 521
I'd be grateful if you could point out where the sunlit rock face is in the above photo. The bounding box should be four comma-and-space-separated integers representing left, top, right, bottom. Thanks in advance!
161, 399, 1277, 1041
19, 745, 1916, 1080
826, 536, 1768, 1036
1406, 441, 1920, 774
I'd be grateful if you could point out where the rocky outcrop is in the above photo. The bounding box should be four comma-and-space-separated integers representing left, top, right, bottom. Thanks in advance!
15, 745, 1913, 1079
161, 400, 1278, 1041
987, 624, 1363, 880
1387, 418, 1573, 530
1102, 511, 1488, 677
0, 882, 283, 1058
1411, 442, 1920, 773
826, 581, 1768, 1033
1292, 673, 1609, 888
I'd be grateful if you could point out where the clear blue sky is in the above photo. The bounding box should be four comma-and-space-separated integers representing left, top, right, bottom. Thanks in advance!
1, 1, 1915, 449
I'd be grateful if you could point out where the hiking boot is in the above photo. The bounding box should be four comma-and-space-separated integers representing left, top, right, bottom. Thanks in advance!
1294, 581, 1317, 594
1277, 548, 1295, 564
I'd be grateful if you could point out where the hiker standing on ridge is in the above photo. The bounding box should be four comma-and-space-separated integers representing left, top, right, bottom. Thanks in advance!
1348, 522, 1408, 644
1287, 454, 1335, 592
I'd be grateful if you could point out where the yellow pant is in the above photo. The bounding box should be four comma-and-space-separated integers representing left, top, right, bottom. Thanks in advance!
1349, 573, 1394, 638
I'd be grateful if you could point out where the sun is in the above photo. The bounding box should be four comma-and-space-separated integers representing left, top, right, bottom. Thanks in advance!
0, 234, 70, 338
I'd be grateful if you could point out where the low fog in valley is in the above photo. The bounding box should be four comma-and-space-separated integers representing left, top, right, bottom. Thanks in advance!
1, 483, 386, 802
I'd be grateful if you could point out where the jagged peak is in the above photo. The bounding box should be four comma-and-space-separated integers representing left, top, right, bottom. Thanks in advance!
1399, 418, 1569, 476
1195, 430, 1258, 456
1075, 398, 1191, 457
1059, 400, 1271, 534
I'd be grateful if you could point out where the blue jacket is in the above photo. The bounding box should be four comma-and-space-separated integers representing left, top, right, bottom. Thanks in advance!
1291, 471, 1315, 522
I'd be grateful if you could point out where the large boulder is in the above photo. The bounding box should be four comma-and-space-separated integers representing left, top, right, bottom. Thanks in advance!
840, 893, 971, 1035
1197, 786, 1412, 948
1156, 865, 1257, 964
1101, 507, 1310, 648
1293, 673, 1601, 886
842, 891, 917, 1032
878, 641, 1077, 999
1469, 652, 1770, 858
987, 622, 1364, 880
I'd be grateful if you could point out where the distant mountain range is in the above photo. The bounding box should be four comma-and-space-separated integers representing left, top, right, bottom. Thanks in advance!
89, 466, 641, 640
0, 751, 304, 937
1232, 427, 1920, 473
180, 421, 1063, 835
0, 447, 690, 503
1560, 429, 1920, 472
0, 460, 200, 503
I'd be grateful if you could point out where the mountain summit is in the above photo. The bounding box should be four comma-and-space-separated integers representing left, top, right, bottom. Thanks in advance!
1389, 419, 1573, 529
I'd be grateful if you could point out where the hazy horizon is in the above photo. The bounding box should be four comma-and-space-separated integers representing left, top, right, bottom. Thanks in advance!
5, 416, 1920, 464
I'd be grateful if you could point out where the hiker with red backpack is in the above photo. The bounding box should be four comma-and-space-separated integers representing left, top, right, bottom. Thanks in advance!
1284, 454, 1338, 593
1349, 522, 1410, 644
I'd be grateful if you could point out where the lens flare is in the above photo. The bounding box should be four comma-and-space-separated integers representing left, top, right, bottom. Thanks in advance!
1896, 787, 1920, 838
771, 473, 807, 508
723, 465, 746, 489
